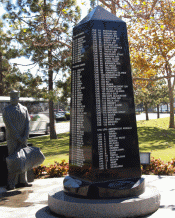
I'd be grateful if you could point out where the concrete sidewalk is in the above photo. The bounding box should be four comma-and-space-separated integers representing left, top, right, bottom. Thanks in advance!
136, 113, 170, 121
0, 175, 175, 218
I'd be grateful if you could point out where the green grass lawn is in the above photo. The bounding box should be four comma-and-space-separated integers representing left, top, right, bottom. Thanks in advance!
137, 117, 175, 162
29, 117, 175, 165
1, 117, 175, 166
28, 132, 69, 166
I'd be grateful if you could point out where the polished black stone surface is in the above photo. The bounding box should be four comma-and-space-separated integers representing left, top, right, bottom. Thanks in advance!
0, 145, 8, 186
64, 176, 145, 199
69, 6, 141, 187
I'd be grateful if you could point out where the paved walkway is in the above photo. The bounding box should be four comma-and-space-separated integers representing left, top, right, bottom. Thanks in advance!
0, 175, 175, 218
55, 121, 70, 134
136, 113, 170, 121
55, 113, 171, 135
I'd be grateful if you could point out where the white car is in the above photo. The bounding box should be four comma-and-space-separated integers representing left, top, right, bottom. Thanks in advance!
0, 113, 50, 141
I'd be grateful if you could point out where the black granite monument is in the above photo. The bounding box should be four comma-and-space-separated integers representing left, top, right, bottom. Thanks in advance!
0, 145, 8, 186
64, 6, 145, 199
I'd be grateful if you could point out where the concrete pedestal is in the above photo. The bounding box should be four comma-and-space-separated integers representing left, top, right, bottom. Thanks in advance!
48, 184, 160, 218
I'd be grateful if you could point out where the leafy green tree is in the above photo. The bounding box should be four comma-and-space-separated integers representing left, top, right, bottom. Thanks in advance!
135, 79, 169, 120
0, 18, 46, 97
18, 71, 47, 98
3, 0, 81, 138
129, 0, 175, 127
90, 0, 175, 128
151, 80, 169, 119
0, 18, 22, 95
56, 72, 71, 105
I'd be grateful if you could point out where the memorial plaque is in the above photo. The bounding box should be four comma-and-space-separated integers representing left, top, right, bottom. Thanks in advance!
64, 6, 144, 198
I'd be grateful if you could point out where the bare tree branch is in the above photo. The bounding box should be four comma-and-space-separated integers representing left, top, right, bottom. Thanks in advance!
99, 0, 111, 8
133, 75, 175, 81
13, 62, 37, 66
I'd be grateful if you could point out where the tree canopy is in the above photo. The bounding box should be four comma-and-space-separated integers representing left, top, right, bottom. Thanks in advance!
91, 0, 175, 127
135, 79, 169, 120
2, 0, 81, 138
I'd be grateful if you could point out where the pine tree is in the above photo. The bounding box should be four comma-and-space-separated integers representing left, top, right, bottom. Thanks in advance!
3, 0, 81, 138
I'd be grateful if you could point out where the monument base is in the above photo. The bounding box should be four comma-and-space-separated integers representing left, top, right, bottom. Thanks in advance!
63, 176, 145, 199
48, 184, 160, 218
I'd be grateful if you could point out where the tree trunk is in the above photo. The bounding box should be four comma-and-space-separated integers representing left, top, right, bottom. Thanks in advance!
0, 52, 3, 95
43, 0, 57, 139
49, 99, 57, 139
167, 77, 174, 128
145, 103, 149, 120
157, 104, 160, 119
48, 49, 57, 139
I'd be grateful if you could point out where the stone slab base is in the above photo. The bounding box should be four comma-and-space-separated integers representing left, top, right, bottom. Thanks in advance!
63, 176, 145, 199
48, 185, 160, 218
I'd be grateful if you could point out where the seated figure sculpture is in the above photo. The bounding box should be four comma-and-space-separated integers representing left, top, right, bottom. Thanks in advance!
3, 90, 31, 190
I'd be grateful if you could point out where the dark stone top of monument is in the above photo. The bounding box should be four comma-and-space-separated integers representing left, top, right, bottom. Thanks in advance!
76, 5, 124, 27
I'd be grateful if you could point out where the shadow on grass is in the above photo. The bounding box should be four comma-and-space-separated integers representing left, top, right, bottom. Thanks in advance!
138, 126, 175, 151
28, 126, 175, 157
28, 133, 70, 157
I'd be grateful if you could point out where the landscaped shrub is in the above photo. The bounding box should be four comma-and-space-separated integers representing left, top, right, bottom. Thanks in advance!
170, 158, 175, 168
45, 160, 69, 178
33, 158, 175, 179
141, 157, 175, 176
33, 165, 47, 178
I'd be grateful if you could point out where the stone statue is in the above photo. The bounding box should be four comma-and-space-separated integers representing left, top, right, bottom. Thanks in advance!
2, 90, 31, 190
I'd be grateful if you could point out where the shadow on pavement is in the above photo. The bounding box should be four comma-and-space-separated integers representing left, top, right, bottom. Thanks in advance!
0, 189, 33, 207
35, 206, 67, 218
35, 206, 159, 218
